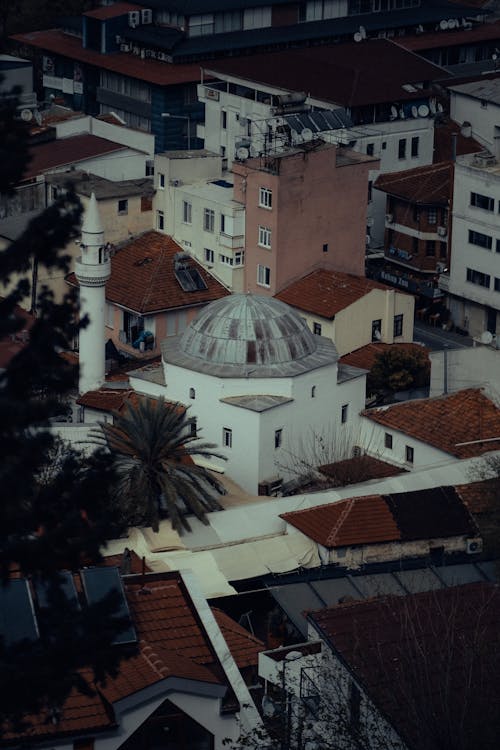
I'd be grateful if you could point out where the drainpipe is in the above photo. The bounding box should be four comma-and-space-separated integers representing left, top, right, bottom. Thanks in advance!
451, 133, 457, 163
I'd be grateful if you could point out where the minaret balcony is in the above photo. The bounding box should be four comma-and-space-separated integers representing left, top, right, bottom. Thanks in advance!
75, 258, 111, 287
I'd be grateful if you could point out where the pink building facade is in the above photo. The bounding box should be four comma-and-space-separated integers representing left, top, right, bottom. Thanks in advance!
232, 143, 377, 295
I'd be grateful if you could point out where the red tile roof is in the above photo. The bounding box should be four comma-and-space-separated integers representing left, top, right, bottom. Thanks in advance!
374, 162, 453, 205
275, 269, 391, 319
282, 495, 400, 547
84, 2, 142, 19
319, 455, 407, 485
213, 609, 264, 669
340, 343, 429, 372
24, 134, 126, 180
69, 231, 229, 314
205, 39, 447, 107
282, 485, 477, 548
308, 583, 500, 750
363, 388, 500, 459
76, 388, 137, 412
433, 119, 483, 163
12, 29, 204, 86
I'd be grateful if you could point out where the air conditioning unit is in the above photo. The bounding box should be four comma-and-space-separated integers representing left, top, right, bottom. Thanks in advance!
169, 178, 182, 187
437, 225, 447, 237
385, 213, 394, 223
473, 151, 497, 167
141, 8, 153, 24
128, 10, 140, 27
352, 445, 362, 458
466, 538, 483, 555
258, 477, 283, 496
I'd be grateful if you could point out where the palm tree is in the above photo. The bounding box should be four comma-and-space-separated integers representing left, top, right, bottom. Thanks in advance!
99, 396, 226, 534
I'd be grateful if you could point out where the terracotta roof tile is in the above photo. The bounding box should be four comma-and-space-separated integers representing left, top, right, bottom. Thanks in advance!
282, 485, 476, 548
308, 583, 500, 750
374, 161, 453, 205
24, 135, 126, 181
76, 388, 136, 412
340, 342, 429, 371
12, 29, 205, 86
319, 454, 407, 484
68, 232, 230, 314
363, 388, 500, 459
213, 609, 264, 669
275, 269, 392, 319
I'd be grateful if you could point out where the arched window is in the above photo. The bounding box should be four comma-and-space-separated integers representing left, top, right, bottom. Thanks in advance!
189, 387, 195, 399
311, 386, 316, 398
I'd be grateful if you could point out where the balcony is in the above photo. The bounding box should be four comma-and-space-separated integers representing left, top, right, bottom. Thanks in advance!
219, 232, 244, 250
75, 258, 111, 286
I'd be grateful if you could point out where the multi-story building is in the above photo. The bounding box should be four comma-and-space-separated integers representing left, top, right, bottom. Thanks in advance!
198, 39, 444, 246
154, 142, 376, 295
11, 0, 484, 151
374, 161, 453, 305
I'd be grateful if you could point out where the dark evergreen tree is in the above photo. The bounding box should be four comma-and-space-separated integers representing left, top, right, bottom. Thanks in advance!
0, 85, 132, 733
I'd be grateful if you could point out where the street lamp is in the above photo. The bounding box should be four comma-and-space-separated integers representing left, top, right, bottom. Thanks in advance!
161, 112, 191, 150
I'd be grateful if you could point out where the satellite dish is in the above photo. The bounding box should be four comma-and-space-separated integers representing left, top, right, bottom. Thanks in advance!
448, 18, 458, 28
301, 128, 313, 142
236, 147, 249, 160
399, 107, 406, 119
429, 99, 437, 114
437, 102, 444, 113
20, 109, 33, 122
481, 331, 493, 345
416, 24, 424, 34
359, 25, 367, 39
390, 105, 398, 120
411, 106, 418, 118
353, 31, 363, 42
439, 20, 449, 30
418, 104, 430, 117
34, 109, 43, 126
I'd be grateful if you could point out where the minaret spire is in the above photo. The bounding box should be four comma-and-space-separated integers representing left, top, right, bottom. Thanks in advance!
75, 193, 111, 394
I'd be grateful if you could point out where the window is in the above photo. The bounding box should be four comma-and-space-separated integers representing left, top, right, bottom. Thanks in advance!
426, 240, 436, 256
311, 385, 316, 398
158, 172, 165, 189
274, 428, 283, 449
257, 264, 271, 287
323, 243, 328, 253
189, 387, 195, 399
258, 225, 272, 248
470, 192, 494, 211
234, 251, 245, 266
405, 445, 414, 463
398, 138, 406, 159
203, 208, 215, 232
204, 248, 214, 264
259, 187, 272, 209
156, 210, 164, 230
118, 199, 128, 215
495, 278, 500, 292
384, 433, 393, 449
220, 214, 226, 234
466, 267, 490, 288
222, 427, 232, 448
341, 404, 349, 424
189, 12, 214, 36
183, 201, 192, 224
372, 319, 382, 342
469, 229, 492, 250
439, 241, 447, 259
313, 322, 322, 335
411, 136, 419, 158
215, 10, 242, 33
427, 207, 437, 224
412, 236, 419, 255
219, 253, 233, 266
382, 141, 387, 150
497, 239, 500, 253
393, 313, 403, 337
188, 417, 197, 437
366, 142, 375, 156
243, 6, 271, 29
367, 180, 373, 203
221, 110, 227, 129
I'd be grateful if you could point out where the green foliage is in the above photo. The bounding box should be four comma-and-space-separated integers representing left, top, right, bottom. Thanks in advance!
0, 85, 131, 732
368, 347, 430, 396
98, 396, 227, 534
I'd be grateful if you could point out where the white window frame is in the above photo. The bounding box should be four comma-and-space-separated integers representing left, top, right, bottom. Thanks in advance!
259, 187, 272, 209
234, 251, 245, 266
258, 225, 272, 248
222, 427, 232, 448
158, 172, 165, 189
274, 428, 283, 449
183, 200, 192, 224
204, 208, 215, 232
257, 264, 271, 287
157, 210, 164, 230
204, 248, 215, 264
219, 253, 233, 266
341, 403, 349, 424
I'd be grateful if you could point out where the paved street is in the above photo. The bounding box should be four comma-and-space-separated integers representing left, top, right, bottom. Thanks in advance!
413, 321, 474, 351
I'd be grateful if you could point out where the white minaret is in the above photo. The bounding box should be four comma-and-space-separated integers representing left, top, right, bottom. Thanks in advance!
75, 193, 111, 394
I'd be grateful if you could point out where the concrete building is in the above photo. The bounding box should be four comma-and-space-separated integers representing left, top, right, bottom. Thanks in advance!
275, 269, 414, 355
128, 293, 367, 495
155, 143, 375, 296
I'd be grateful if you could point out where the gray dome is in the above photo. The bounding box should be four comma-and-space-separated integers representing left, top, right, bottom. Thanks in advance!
162, 293, 338, 378
179, 294, 317, 366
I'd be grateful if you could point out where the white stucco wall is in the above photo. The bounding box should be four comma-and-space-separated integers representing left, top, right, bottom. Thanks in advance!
449, 89, 499, 151
430, 345, 500, 397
